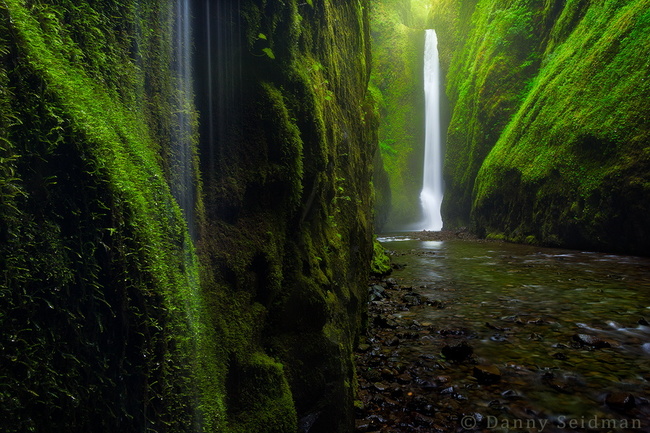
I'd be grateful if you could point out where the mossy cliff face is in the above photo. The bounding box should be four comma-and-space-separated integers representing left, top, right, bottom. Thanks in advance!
196, 1, 374, 430
0, 0, 219, 431
1, 0, 374, 432
432, 0, 650, 254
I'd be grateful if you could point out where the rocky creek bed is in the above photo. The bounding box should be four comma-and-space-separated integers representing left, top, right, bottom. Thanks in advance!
354, 234, 650, 432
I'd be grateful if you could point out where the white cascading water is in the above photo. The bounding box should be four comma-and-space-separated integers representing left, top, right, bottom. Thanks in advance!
172, 0, 196, 240
419, 29, 444, 231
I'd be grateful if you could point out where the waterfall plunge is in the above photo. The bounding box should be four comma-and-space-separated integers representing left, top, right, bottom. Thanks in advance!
419, 29, 444, 231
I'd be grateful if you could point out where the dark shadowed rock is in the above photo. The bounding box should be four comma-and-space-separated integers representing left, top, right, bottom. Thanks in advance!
440, 341, 474, 362
473, 365, 501, 384
605, 392, 636, 411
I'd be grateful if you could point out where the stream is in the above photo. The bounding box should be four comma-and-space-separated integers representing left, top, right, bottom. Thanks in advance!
355, 234, 650, 432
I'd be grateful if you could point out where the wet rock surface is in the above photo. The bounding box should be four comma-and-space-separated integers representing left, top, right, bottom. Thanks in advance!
355, 240, 650, 432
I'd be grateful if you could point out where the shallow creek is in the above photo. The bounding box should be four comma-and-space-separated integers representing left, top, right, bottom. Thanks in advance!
355, 235, 650, 432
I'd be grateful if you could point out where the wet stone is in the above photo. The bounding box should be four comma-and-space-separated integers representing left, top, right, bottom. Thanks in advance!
403, 293, 423, 306
572, 333, 612, 348
355, 419, 371, 432
386, 337, 400, 347
552, 352, 568, 360
396, 373, 412, 384
605, 392, 636, 411
473, 365, 502, 385
501, 389, 523, 400
357, 343, 371, 353
373, 382, 389, 392
368, 285, 386, 301
385, 277, 398, 287
413, 412, 435, 427
373, 316, 399, 329
426, 299, 445, 308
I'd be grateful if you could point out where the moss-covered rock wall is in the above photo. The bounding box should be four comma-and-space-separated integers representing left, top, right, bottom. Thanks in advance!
431, 0, 650, 254
0, 0, 219, 430
0, 0, 374, 432
196, 1, 375, 431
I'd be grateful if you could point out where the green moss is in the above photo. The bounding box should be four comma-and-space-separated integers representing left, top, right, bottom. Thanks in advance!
485, 232, 505, 241
199, 0, 375, 431
370, 237, 392, 275
226, 352, 297, 433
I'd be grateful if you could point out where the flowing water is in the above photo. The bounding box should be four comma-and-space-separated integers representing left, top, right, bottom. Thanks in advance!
373, 235, 650, 431
419, 30, 444, 232
172, 0, 196, 240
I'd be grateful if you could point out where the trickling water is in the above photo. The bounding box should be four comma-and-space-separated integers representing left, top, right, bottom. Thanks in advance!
172, 0, 196, 240
419, 29, 443, 231
196, 1, 243, 188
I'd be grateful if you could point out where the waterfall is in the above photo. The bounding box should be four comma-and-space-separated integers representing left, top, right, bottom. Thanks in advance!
419, 29, 444, 231
172, 0, 196, 240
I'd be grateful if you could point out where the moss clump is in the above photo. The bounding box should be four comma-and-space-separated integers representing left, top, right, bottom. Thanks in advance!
370, 237, 392, 275
226, 352, 297, 433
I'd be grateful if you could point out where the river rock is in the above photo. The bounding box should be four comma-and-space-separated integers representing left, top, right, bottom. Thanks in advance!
396, 373, 412, 384
357, 343, 371, 353
368, 285, 386, 301
413, 412, 435, 427
373, 316, 398, 329
473, 365, 502, 384
385, 277, 398, 287
605, 392, 636, 411
403, 293, 423, 306
572, 333, 612, 348
385, 336, 400, 347
552, 352, 568, 360
373, 382, 389, 392
441, 341, 473, 362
